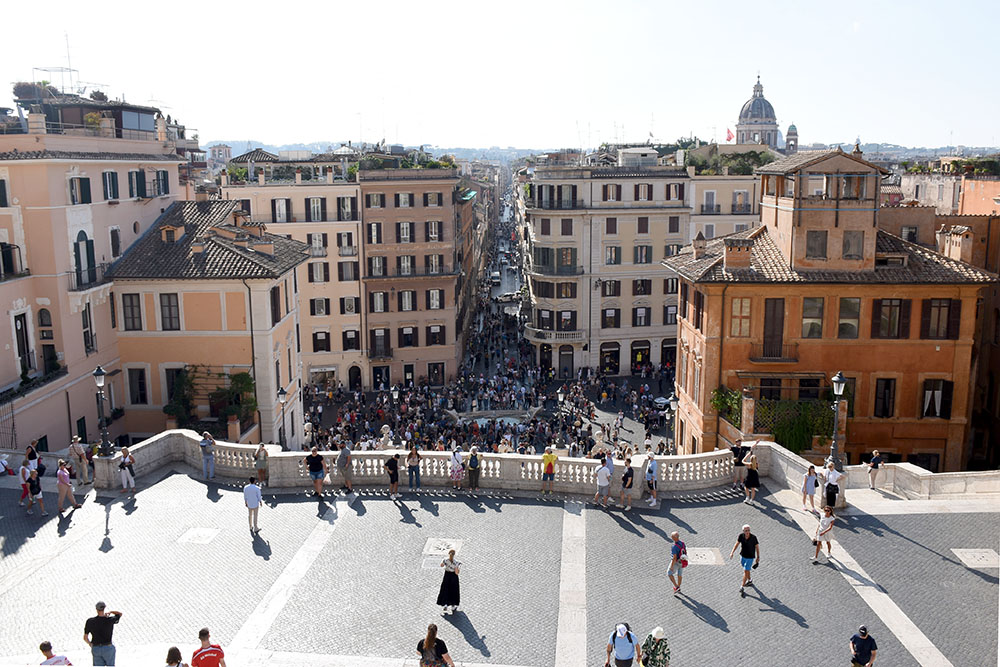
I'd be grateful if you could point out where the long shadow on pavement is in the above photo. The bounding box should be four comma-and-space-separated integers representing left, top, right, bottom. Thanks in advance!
746, 586, 809, 628
443, 610, 491, 657
676, 593, 729, 632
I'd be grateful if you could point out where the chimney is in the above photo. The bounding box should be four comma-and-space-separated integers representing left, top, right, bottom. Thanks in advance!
258, 171, 265, 186
27, 112, 46, 135
327, 167, 335, 184
724, 237, 754, 270
155, 115, 167, 142
852, 142, 863, 157
692, 231, 707, 259
220, 169, 229, 186
295, 168, 302, 185
252, 241, 274, 256
191, 238, 207, 254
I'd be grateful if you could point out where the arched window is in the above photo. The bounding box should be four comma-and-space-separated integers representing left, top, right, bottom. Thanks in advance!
38, 309, 52, 328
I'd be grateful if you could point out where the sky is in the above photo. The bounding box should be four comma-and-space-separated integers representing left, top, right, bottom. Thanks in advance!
2, 0, 996, 151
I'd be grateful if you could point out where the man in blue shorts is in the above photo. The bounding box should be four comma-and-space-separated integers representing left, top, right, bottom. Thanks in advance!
668, 531, 685, 594
729, 523, 759, 597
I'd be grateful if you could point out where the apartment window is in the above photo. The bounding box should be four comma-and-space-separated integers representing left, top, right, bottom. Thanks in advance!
165, 229, 176, 243
873, 299, 910, 339
397, 222, 413, 243
637, 183, 651, 201
533, 280, 554, 298
0, 178, 8, 207
70, 177, 92, 205
366, 193, 385, 209
427, 325, 445, 345
921, 298, 960, 340
311, 298, 330, 316
633, 279, 651, 296
128, 170, 146, 198
838, 298, 861, 339
122, 293, 142, 331
308, 197, 325, 222
398, 255, 414, 276
680, 283, 689, 319
637, 217, 649, 234
426, 220, 440, 242
368, 256, 386, 277
102, 171, 119, 200
801, 297, 824, 338
82, 302, 95, 353
537, 309, 553, 330
342, 330, 360, 350
735, 224, 748, 233
337, 261, 357, 281
399, 290, 416, 312
312, 331, 331, 352
557, 282, 577, 299
668, 216, 679, 234
602, 280, 620, 297
799, 379, 820, 401
399, 327, 418, 347
367, 223, 382, 244
556, 248, 576, 272
426, 254, 443, 274
558, 310, 577, 331
156, 170, 169, 195
128, 368, 148, 405
634, 245, 652, 264
336, 231, 354, 250
606, 218, 617, 235
337, 196, 357, 221
396, 193, 412, 208
806, 230, 828, 259
840, 175, 866, 200
632, 307, 650, 327
603, 246, 621, 265
693, 291, 704, 331
602, 308, 621, 328
937, 184, 944, 201
664, 244, 682, 257
339, 297, 358, 315
423, 192, 443, 207
561, 219, 573, 236
901, 226, 918, 243
428, 289, 444, 310
272, 198, 289, 223
760, 378, 782, 400
730, 297, 751, 337
664, 304, 677, 325
310, 262, 330, 283
704, 224, 715, 239
921, 379, 953, 419
160, 293, 181, 331
110, 228, 122, 258
540, 219, 551, 236
874, 378, 895, 418
603, 184, 621, 201
842, 230, 864, 260
371, 291, 387, 313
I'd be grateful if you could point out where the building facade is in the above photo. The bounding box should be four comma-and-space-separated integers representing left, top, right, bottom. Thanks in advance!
686, 171, 760, 241
958, 174, 1000, 215
521, 159, 690, 376
665, 149, 995, 472
900, 172, 962, 214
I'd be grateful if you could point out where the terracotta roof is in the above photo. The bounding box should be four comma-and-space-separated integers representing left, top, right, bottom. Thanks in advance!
229, 148, 278, 163
0, 149, 183, 162
663, 226, 996, 285
108, 201, 308, 281
756, 148, 890, 176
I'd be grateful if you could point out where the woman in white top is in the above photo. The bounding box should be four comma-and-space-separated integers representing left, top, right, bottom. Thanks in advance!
119, 447, 136, 494
823, 462, 843, 508
801, 465, 819, 511
812, 506, 835, 562
449, 448, 464, 491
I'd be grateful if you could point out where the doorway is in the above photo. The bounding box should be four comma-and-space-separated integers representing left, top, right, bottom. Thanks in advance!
558, 345, 574, 379
348, 366, 361, 392
372, 366, 390, 390
763, 298, 785, 358
428, 362, 444, 386
403, 364, 415, 387
539, 344, 552, 370
14, 313, 30, 374
600, 342, 620, 375
630, 340, 650, 374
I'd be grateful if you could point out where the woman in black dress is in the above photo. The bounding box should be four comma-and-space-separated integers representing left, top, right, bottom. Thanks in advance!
742, 450, 760, 505
417, 623, 454, 667
436, 549, 461, 614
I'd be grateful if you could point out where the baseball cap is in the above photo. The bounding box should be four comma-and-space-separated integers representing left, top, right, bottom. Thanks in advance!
651, 626, 665, 639
95, 601, 106, 610
858, 625, 868, 635
616, 624, 628, 638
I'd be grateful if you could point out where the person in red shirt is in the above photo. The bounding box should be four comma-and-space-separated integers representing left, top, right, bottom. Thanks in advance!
191, 628, 226, 667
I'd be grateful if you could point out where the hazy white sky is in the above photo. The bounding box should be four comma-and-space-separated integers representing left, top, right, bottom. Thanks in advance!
2, 0, 995, 150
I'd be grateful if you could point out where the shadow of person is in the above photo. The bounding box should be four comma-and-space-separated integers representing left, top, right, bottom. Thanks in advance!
348, 494, 366, 516
205, 484, 222, 503
397, 501, 422, 527
443, 611, 490, 657
626, 511, 671, 540
605, 508, 644, 538
747, 587, 809, 628
252, 532, 271, 560
419, 496, 440, 517
123, 497, 138, 515
676, 593, 729, 632
462, 497, 487, 514
56, 511, 72, 537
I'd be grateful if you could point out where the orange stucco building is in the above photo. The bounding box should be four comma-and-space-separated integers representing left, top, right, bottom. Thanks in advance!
664, 149, 996, 472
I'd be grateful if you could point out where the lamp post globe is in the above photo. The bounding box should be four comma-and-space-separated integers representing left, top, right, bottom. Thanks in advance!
277, 387, 288, 450
828, 371, 846, 472
93, 366, 112, 457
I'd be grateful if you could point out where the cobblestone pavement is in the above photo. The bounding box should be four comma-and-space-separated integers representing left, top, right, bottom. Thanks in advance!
0, 466, 996, 666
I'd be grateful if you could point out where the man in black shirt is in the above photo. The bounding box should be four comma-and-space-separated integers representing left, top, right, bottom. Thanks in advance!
850, 625, 877, 666
731, 442, 747, 490
729, 524, 759, 597
83, 601, 122, 665
386, 453, 400, 500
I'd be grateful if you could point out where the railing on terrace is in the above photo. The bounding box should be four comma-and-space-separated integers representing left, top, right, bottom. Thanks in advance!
525, 199, 586, 210
732, 204, 754, 214
752, 398, 834, 446
749, 342, 798, 362
700, 204, 721, 214
366, 267, 459, 278
0, 366, 68, 405
338, 246, 358, 256
368, 345, 392, 359
308, 247, 327, 257
68, 263, 112, 291
530, 265, 584, 276
44, 122, 157, 141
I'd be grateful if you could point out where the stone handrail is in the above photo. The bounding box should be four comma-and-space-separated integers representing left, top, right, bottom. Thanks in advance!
94, 429, 734, 498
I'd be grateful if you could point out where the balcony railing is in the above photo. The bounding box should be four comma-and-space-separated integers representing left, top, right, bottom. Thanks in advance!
0, 366, 68, 405
530, 265, 585, 276
368, 345, 393, 359
700, 204, 721, 214
366, 267, 458, 279
68, 263, 111, 291
308, 247, 327, 257
338, 245, 358, 256
44, 122, 157, 141
749, 342, 799, 363
18, 350, 36, 374
525, 327, 585, 342
526, 199, 586, 210
732, 204, 754, 214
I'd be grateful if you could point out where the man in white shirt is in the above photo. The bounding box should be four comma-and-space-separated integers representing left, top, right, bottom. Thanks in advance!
243, 477, 262, 533
594, 464, 611, 508
38, 640, 72, 665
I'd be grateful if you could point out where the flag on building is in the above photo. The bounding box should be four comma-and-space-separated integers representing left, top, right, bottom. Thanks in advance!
726, 128, 734, 142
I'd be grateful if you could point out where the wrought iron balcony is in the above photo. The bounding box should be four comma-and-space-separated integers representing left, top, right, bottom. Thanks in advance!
749, 342, 799, 363
700, 204, 721, 214
68, 263, 111, 291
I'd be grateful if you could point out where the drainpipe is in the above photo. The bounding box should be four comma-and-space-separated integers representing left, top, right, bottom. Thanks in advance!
241, 278, 261, 428
714, 283, 730, 449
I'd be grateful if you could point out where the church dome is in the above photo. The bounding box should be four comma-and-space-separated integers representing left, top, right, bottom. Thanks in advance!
738, 77, 776, 122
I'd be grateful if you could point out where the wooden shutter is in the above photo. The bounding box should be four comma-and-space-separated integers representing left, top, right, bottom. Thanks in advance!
0, 179, 7, 207
665, 184, 672, 201
941, 381, 954, 419
305, 200, 312, 222
632, 308, 638, 327
571, 185, 577, 203
602, 185, 608, 201
136, 171, 146, 198
426, 290, 432, 310
678, 184, 685, 201
321, 233, 328, 247
310, 299, 317, 316
394, 193, 400, 207
425, 326, 432, 344
321, 197, 327, 221
308, 264, 316, 283
306, 233, 313, 246
870, 299, 882, 338
875, 380, 886, 417
342, 331, 350, 349
647, 183, 653, 199
323, 263, 329, 281
379, 194, 386, 207
440, 325, 446, 343
337, 263, 344, 281
396, 256, 402, 275
947, 299, 962, 339
423, 221, 430, 242
365, 194, 371, 208
899, 300, 912, 339
80, 178, 92, 204
615, 185, 622, 201
350, 196, 358, 218
395, 223, 402, 243
634, 184, 640, 200
423, 193, 429, 207
271, 199, 277, 222
285, 198, 292, 220
919, 300, 931, 339
614, 311, 620, 327
325, 298, 331, 314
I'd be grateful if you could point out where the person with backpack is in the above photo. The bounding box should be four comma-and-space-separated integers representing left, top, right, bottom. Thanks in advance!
604, 623, 642, 667
466, 446, 482, 491
668, 531, 687, 594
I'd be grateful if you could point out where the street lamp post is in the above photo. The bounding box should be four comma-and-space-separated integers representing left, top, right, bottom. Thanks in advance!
92, 366, 114, 457
828, 371, 846, 472
277, 387, 288, 450
667, 392, 679, 454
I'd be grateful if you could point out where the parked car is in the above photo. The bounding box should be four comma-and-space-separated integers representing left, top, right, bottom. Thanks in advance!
490, 271, 501, 285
